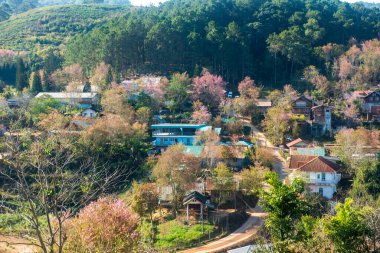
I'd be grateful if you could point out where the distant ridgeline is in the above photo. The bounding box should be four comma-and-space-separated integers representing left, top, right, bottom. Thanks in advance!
356, 2, 380, 8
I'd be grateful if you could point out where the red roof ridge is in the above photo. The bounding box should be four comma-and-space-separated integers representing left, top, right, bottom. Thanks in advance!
286, 138, 304, 147
298, 156, 340, 172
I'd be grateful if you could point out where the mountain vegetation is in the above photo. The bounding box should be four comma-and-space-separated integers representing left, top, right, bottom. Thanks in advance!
0, 5, 128, 50
0, 0, 130, 22
64, 0, 380, 87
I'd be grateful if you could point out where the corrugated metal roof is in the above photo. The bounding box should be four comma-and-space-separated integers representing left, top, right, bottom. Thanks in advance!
184, 146, 204, 157
294, 147, 326, 156
36, 92, 98, 99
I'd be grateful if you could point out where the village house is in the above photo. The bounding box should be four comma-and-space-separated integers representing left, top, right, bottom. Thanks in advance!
35, 92, 99, 109
184, 144, 251, 171
151, 123, 213, 147
288, 155, 341, 199
311, 104, 332, 136
346, 90, 380, 121
291, 96, 333, 137
291, 95, 317, 119
256, 99, 272, 113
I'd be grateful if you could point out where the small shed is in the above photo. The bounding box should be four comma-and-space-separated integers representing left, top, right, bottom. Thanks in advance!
183, 191, 214, 222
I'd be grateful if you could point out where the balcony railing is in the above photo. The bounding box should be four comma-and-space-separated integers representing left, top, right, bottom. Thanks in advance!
152, 131, 196, 136
289, 174, 341, 185
307, 179, 339, 185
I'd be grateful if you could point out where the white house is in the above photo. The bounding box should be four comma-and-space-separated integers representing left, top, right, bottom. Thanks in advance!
288, 155, 341, 199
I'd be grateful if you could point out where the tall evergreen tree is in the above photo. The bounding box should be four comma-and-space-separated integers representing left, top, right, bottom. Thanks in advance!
15, 58, 27, 90
39, 70, 50, 92
105, 67, 113, 85
29, 71, 42, 93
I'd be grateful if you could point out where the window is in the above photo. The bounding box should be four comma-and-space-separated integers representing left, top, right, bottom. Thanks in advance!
322, 173, 326, 181
317, 174, 320, 179
296, 101, 306, 107
319, 188, 323, 195
187, 138, 191, 145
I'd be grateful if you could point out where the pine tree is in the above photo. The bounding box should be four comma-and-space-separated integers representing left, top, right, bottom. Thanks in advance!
15, 58, 27, 91
39, 70, 50, 92
29, 71, 42, 93
105, 67, 113, 85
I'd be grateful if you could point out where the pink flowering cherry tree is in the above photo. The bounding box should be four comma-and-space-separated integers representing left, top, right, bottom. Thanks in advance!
191, 100, 211, 124
64, 197, 140, 253
192, 70, 226, 110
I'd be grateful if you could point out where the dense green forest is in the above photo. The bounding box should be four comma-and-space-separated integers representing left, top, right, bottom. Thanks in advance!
0, 0, 379, 89
64, 0, 380, 88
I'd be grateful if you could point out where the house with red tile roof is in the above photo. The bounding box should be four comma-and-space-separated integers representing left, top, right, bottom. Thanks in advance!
288, 155, 341, 199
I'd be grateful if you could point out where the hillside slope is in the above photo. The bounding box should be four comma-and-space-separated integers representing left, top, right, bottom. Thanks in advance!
65, 0, 380, 86
0, 5, 128, 50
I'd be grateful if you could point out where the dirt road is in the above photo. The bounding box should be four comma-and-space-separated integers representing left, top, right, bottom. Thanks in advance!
252, 126, 288, 180
179, 206, 267, 253
0, 235, 37, 253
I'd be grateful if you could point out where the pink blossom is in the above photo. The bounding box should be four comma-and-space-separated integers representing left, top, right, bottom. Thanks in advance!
0, 49, 15, 58
191, 101, 211, 124
192, 70, 226, 110
64, 197, 140, 252
238, 77, 258, 99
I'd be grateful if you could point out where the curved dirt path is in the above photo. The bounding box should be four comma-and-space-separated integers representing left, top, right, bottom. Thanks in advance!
251, 126, 288, 180
179, 206, 267, 253
0, 235, 37, 253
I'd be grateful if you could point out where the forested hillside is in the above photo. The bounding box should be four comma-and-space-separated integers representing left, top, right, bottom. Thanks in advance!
65, 0, 380, 88
0, 5, 128, 50
0, 0, 130, 22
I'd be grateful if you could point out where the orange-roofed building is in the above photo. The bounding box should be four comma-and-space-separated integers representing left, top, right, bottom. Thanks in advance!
288, 155, 341, 199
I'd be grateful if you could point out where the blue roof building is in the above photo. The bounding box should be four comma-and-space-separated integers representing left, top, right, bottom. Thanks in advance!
151, 123, 211, 147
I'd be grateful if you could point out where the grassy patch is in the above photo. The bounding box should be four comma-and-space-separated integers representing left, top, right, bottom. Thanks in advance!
155, 220, 215, 250
0, 213, 31, 234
